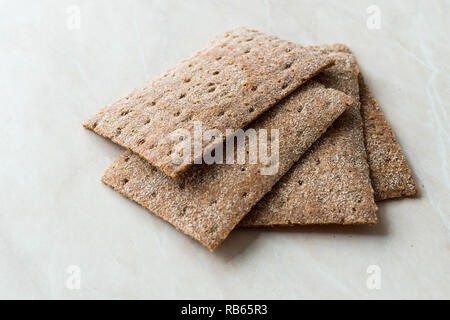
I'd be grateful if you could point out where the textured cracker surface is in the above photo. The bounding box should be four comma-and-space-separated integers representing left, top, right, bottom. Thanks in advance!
83, 27, 333, 178
359, 74, 417, 201
240, 45, 378, 227
102, 82, 352, 250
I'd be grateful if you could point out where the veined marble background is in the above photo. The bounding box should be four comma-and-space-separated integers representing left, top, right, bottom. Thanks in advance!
1, 0, 449, 299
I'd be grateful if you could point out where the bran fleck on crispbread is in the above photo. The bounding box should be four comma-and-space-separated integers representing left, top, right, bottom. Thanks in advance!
101, 82, 352, 250
358, 74, 417, 200
83, 27, 334, 178
240, 46, 378, 227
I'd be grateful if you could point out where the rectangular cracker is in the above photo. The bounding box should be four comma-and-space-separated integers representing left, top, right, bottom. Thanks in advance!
83, 27, 334, 178
358, 74, 417, 200
240, 45, 378, 227
101, 82, 353, 250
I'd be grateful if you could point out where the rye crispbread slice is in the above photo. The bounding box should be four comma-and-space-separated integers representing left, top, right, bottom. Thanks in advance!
101, 82, 353, 250
240, 45, 378, 227
321, 44, 417, 200
83, 27, 334, 178
358, 74, 417, 200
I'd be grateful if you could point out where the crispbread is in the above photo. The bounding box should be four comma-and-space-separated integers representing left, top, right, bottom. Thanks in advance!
315, 44, 417, 200
83, 27, 334, 178
358, 74, 417, 200
101, 82, 353, 250
240, 46, 378, 227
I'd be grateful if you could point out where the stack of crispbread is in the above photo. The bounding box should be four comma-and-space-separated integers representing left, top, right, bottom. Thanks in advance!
83, 28, 416, 251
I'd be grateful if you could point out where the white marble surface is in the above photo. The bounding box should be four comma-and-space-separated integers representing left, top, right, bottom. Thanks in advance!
1, 0, 449, 299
